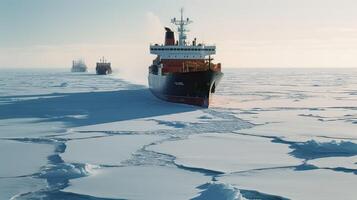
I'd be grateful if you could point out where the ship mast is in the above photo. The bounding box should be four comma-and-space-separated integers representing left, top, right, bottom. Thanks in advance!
171, 8, 192, 46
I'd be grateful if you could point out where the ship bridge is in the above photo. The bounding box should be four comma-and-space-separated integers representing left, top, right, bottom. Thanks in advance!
150, 44, 216, 59
150, 8, 216, 60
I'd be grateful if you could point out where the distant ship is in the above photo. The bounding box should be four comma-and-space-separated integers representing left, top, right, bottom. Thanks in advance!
71, 59, 87, 72
148, 9, 223, 107
96, 57, 112, 75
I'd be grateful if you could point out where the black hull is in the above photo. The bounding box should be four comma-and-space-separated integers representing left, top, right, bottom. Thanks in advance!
148, 70, 223, 107
96, 66, 112, 75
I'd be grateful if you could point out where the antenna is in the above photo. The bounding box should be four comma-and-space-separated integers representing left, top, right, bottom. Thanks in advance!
171, 7, 192, 46
180, 7, 184, 22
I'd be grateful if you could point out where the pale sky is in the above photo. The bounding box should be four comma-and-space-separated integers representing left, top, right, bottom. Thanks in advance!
1, 0, 357, 72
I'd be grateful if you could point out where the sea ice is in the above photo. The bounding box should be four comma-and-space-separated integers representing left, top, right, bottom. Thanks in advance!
2, 68, 357, 199
73, 118, 176, 133
0, 177, 47, 200
63, 166, 210, 200
0, 118, 67, 138
308, 156, 357, 170
61, 134, 163, 166
148, 133, 303, 173
0, 140, 53, 177
235, 109, 357, 141
219, 168, 357, 200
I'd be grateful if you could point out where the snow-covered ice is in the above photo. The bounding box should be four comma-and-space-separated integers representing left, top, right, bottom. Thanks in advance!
64, 166, 210, 200
0, 118, 67, 138
0, 177, 47, 200
308, 156, 357, 170
149, 133, 303, 173
235, 109, 357, 142
1, 68, 357, 199
73, 119, 175, 132
219, 168, 357, 200
62, 134, 163, 166
0, 140, 53, 177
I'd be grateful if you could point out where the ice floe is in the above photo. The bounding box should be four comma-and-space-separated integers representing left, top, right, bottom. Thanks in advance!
61, 135, 164, 166
235, 109, 357, 142
149, 133, 303, 173
64, 166, 210, 200
308, 156, 357, 170
0, 177, 47, 200
0, 140, 53, 177
219, 168, 357, 200
0, 118, 67, 138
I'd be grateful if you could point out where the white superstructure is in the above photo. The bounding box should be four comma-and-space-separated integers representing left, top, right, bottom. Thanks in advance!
150, 8, 216, 60
150, 45, 216, 59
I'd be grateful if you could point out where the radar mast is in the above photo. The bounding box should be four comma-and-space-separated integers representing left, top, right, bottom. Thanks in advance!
171, 8, 192, 46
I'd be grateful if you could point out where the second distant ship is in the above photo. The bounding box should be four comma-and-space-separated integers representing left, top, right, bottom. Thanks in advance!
148, 9, 223, 107
96, 57, 112, 75
71, 59, 87, 72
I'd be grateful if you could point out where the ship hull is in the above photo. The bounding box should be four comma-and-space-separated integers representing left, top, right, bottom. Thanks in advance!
71, 68, 87, 73
96, 66, 112, 75
148, 70, 223, 107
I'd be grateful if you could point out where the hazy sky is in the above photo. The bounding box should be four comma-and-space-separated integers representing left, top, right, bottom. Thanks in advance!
1, 0, 357, 72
